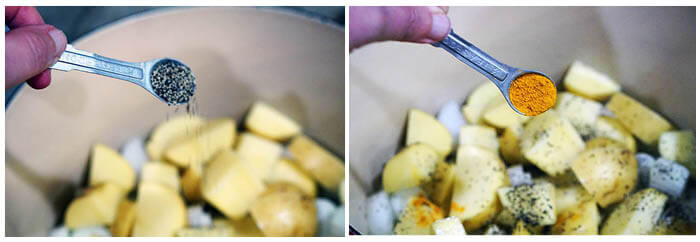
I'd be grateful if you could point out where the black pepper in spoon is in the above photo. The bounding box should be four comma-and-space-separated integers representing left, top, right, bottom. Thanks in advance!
150, 60, 196, 105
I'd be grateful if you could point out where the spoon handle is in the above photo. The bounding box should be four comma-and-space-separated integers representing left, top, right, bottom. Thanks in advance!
50, 44, 146, 86
432, 30, 515, 84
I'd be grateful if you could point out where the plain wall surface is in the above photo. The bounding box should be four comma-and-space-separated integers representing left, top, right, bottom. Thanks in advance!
349, 6, 695, 233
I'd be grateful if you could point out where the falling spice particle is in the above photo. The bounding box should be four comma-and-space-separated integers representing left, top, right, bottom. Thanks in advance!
150, 60, 196, 105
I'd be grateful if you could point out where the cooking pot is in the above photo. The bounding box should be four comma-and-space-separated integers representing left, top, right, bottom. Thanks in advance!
5, 7, 344, 236
349, 6, 694, 233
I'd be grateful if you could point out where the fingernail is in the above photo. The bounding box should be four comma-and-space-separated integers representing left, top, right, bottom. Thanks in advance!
429, 14, 450, 42
48, 28, 67, 58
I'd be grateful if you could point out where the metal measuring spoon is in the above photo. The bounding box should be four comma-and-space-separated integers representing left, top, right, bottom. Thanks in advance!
432, 29, 555, 116
50, 44, 195, 105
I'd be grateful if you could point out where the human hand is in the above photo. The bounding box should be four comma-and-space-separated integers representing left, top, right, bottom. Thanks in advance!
5, 6, 67, 89
349, 6, 450, 51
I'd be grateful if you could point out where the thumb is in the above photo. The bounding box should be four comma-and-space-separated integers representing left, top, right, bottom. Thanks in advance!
350, 6, 451, 50
5, 24, 67, 89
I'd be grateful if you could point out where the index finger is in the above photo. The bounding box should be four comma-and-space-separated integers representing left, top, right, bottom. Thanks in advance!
6, 6, 45, 28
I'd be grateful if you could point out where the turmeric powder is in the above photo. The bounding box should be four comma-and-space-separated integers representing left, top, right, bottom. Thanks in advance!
509, 73, 557, 116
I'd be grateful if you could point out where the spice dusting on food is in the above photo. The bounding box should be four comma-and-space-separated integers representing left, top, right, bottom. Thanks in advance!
151, 60, 196, 105
509, 73, 557, 116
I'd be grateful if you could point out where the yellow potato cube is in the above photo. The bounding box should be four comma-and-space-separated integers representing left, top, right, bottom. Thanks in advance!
406, 109, 453, 158
554, 92, 602, 137
111, 200, 136, 237
181, 162, 203, 202
146, 115, 205, 161
236, 132, 282, 179
462, 81, 503, 124
483, 101, 530, 129
288, 135, 345, 192
520, 111, 585, 176
563, 61, 621, 101
606, 92, 672, 145
141, 162, 180, 191
202, 150, 265, 220
593, 116, 637, 153
164, 118, 236, 167
132, 183, 187, 236
245, 101, 302, 141
459, 125, 499, 153
65, 183, 126, 228
382, 143, 439, 193
266, 158, 317, 197
499, 124, 528, 164
89, 144, 136, 191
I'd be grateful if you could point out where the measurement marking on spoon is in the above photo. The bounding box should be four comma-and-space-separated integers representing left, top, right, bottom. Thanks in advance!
60, 51, 143, 79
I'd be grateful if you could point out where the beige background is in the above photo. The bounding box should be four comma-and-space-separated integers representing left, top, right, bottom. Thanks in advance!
349, 6, 695, 233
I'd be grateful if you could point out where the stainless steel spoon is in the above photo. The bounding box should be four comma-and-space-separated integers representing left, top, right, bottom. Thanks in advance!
50, 44, 193, 105
432, 29, 554, 115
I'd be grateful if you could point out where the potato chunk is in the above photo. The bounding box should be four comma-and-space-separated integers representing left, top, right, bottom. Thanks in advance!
451, 145, 508, 231
141, 162, 180, 191
459, 125, 499, 153
245, 102, 301, 141
164, 118, 236, 167
111, 200, 136, 237
65, 183, 126, 228
592, 116, 637, 153
89, 144, 136, 191
394, 195, 444, 235
382, 143, 439, 193
288, 135, 345, 192
422, 161, 455, 210
235, 132, 282, 179
483, 101, 530, 129
406, 109, 453, 158
266, 158, 317, 197
497, 182, 556, 226
146, 115, 205, 161
554, 92, 602, 137
132, 183, 187, 236
499, 124, 528, 164
571, 140, 637, 207
601, 188, 668, 234
462, 81, 502, 124
251, 183, 317, 236
202, 150, 265, 220
552, 200, 600, 235
658, 130, 695, 178
606, 92, 672, 145
520, 111, 585, 176
563, 61, 621, 101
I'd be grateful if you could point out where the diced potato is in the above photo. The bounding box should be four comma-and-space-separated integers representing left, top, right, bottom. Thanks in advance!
606, 92, 672, 145
382, 144, 439, 193
432, 216, 466, 235
132, 183, 187, 236
497, 182, 556, 226
422, 161, 455, 211
562, 61, 621, 101
650, 203, 696, 235
462, 81, 502, 124
141, 162, 180, 191
499, 124, 528, 164
164, 118, 236, 167
554, 185, 593, 214
236, 132, 282, 179
176, 227, 233, 237
512, 220, 531, 235
551, 200, 600, 235
288, 135, 345, 192
520, 111, 585, 176
228, 216, 265, 237
111, 200, 136, 237
585, 136, 626, 150
202, 150, 265, 220
459, 125, 499, 153
266, 158, 317, 197
571, 140, 637, 207
181, 162, 203, 202
659, 130, 695, 178
601, 188, 668, 235
554, 92, 602, 137
250, 183, 317, 236
483, 101, 530, 129
90, 144, 136, 191
592, 116, 637, 153
494, 206, 517, 227
451, 145, 508, 231
245, 101, 301, 141
394, 195, 445, 235
65, 183, 126, 228
146, 115, 205, 161
406, 109, 453, 158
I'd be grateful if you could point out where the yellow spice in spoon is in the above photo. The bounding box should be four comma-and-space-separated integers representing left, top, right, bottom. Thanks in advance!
509, 73, 557, 116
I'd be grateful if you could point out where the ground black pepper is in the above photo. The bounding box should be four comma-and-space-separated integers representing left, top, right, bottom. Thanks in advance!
150, 60, 196, 105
